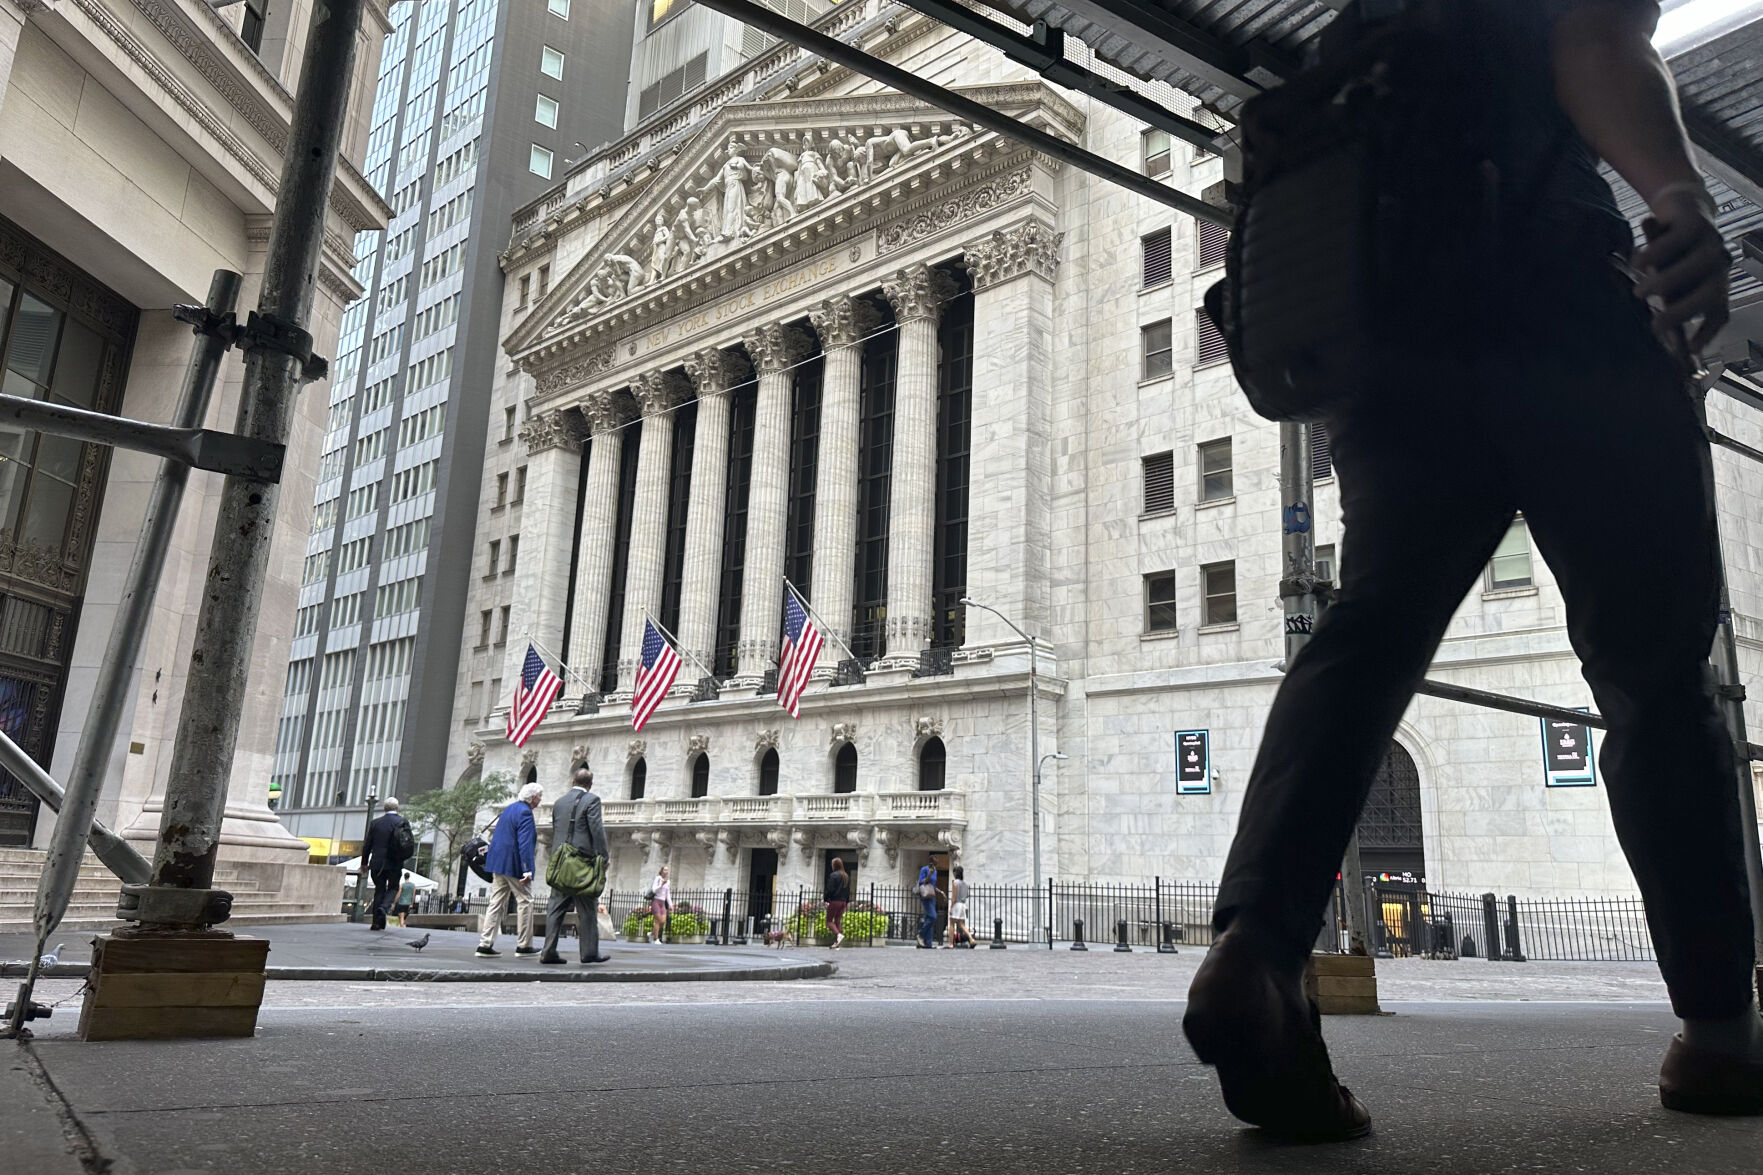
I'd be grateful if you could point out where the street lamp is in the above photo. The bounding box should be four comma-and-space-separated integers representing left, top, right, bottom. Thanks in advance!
959, 597, 1051, 896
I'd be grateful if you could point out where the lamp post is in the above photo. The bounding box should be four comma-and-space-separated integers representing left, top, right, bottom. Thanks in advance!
960, 597, 1054, 902
351, 790, 377, 924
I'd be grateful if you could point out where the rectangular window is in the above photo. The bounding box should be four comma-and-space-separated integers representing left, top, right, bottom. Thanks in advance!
1202, 561, 1238, 626
540, 46, 565, 78
1143, 450, 1175, 515
1315, 544, 1337, 586
529, 144, 553, 178
535, 94, 559, 129
514, 465, 528, 503
1197, 221, 1230, 270
478, 610, 493, 647
504, 406, 517, 441
495, 472, 508, 508
1141, 319, 1173, 381
486, 539, 500, 578
538, 264, 550, 297
548, 0, 570, 15
1487, 519, 1534, 590
1196, 308, 1229, 366
1142, 227, 1172, 289
648, 0, 682, 30
1144, 571, 1179, 633
1311, 421, 1334, 480
505, 535, 520, 573
1142, 128, 1171, 178
518, 275, 531, 307
241, 0, 269, 54
1199, 438, 1233, 502
498, 605, 511, 644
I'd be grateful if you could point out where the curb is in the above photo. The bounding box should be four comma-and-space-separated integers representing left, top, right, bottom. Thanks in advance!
2, 960, 837, 983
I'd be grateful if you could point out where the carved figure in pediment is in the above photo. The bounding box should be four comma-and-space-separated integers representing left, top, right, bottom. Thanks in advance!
760, 147, 799, 226
861, 126, 942, 183
689, 195, 720, 248
603, 253, 646, 298
648, 213, 672, 283
793, 148, 828, 211
824, 136, 862, 193
668, 201, 702, 273
699, 138, 758, 242
744, 171, 775, 234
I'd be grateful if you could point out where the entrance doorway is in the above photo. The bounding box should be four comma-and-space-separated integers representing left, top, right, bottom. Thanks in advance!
748, 847, 778, 934
1356, 742, 1425, 884
822, 849, 858, 898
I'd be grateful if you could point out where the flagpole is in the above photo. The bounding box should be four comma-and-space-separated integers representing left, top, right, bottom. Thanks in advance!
783, 578, 858, 665
524, 631, 599, 696
643, 609, 717, 682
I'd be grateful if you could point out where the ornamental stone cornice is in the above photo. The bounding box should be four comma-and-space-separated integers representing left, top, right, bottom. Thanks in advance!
585, 389, 637, 436
808, 294, 883, 350
535, 348, 615, 398
684, 347, 752, 396
882, 264, 958, 323
963, 220, 1064, 289
742, 324, 814, 375
634, 369, 691, 415
519, 408, 588, 455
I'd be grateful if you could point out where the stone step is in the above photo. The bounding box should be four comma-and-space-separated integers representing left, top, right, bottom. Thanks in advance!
0, 888, 283, 903
0, 911, 344, 934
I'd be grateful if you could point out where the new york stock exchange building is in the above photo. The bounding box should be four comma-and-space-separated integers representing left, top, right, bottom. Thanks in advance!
444, 5, 1763, 909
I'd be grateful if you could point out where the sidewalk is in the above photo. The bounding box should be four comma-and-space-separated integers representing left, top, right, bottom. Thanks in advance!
0, 921, 834, 983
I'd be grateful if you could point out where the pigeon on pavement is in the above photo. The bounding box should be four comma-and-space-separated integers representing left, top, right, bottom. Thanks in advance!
37, 943, 64, 967
406, 934, 430, 951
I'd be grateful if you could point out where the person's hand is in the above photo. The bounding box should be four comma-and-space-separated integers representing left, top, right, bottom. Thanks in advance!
520, 872, 532, 883
1633, 183, 1730, 354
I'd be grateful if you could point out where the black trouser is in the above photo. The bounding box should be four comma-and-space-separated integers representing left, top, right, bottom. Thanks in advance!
370, 865, 400, 929
1214, 257, 1755, 1020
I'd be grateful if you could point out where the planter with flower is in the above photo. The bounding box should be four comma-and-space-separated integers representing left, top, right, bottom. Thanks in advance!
787, 900, 888, 946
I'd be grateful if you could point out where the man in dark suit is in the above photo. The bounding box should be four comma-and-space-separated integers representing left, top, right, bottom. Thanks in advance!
541, 766, 610, 964
362, 797, 413, 931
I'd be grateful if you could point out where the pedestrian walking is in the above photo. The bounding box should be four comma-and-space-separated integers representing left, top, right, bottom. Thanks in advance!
393, 871, 417, 928
1185, 0, 1755, 1140
948, 866, 975, 949
476, 782, 543, 958
541, 767, 610, 964
824, 857, 851, 948
362, 797, 414, 932
647, 864, 671, 944
915, 862, 941, 949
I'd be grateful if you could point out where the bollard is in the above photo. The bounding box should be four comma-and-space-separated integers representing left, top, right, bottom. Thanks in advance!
990, 916, 1007, 949
1071, 918, 1088, 951
1504, 894, 1527, 963
1480, 892, 1501, 963
1114, 918, 1132, 952
720, 888, 733, 946
1158, 921, 1179, 954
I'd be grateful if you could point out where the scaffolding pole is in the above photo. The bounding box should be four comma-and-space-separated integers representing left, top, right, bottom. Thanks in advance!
125, 0, 367, 927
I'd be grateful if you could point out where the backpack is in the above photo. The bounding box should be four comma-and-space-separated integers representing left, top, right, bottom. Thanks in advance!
392, 817, 416, 862
461, 836, 493, 883
1207, 0, 1537, 421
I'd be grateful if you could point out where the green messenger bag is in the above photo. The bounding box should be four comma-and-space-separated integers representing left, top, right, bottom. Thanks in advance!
545, 795, 607, 897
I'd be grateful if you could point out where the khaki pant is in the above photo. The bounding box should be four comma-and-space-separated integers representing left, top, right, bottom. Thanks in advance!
477, 873, 533, 950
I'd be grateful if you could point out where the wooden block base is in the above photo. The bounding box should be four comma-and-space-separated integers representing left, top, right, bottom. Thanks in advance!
1304, 952, 1383, 1015
78, 931, 269, 1041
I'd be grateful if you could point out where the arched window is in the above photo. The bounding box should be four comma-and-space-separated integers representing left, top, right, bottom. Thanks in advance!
521, 764, 538, 787
918, 737, 946, 792
833, 743, 857, 793
758, 748, 779, 796
630, 757, 647, 800
691, 754, 710, 798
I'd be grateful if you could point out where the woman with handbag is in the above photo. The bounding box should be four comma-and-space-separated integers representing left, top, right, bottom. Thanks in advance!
914, 862, 941, 949
824, 857, 851, 948
648, 864, 671, 944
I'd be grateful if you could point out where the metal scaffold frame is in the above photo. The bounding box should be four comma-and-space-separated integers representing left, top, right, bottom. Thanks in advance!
712, 0, 1763, 964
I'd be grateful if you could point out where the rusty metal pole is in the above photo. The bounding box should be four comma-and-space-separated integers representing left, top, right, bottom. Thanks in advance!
126, 0, 365, 927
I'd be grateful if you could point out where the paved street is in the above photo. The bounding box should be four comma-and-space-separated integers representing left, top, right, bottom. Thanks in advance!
9, 937, 1761, 1174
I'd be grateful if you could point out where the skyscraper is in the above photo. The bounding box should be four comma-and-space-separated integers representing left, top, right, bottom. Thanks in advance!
271, 0, 632, 856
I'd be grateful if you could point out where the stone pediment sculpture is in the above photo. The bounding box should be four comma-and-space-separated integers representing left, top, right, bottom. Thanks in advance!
507, 83, 1085, 376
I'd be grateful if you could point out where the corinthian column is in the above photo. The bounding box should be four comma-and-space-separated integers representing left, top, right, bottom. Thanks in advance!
806, 295, 880, 676
961, 221, 1064, 649
734, 322, 813, 686
615, 369, 691, 690
879, 264, 957, 668
508, 407, 587, 684
677, 348, 751, 683
566, 388, 635, 694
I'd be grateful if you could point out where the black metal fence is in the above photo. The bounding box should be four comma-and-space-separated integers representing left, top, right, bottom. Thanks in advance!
1359, 885, 1655, 963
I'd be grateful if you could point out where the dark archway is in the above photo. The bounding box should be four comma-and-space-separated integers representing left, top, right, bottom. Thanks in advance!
521, 764, 538, 787
833, 743, 857, 793
758, 748, 779, 796
691, 754, 710, 798
630, 758, 647, 800
918, 737, 946, 792
1357, 742, 1424, 882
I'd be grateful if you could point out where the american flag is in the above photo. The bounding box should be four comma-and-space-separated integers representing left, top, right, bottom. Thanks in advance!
506, 643, 562, 747
631, 619, 681, 731
777, 589, 824, 719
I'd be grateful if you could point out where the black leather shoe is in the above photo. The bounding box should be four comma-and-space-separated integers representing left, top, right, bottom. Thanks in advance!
1183, 925, 1372, 1141
583, 955, 612, 964
1660, 1034, 1763, 1115
514, 947, 542, 956
538, 954, 566, 964
474, 946, 499, 957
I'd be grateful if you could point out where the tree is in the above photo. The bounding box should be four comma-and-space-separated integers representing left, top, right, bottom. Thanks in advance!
403, 771, 514, 894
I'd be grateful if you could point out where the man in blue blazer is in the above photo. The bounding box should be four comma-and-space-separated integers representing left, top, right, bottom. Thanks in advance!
476, 782, 544, 957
